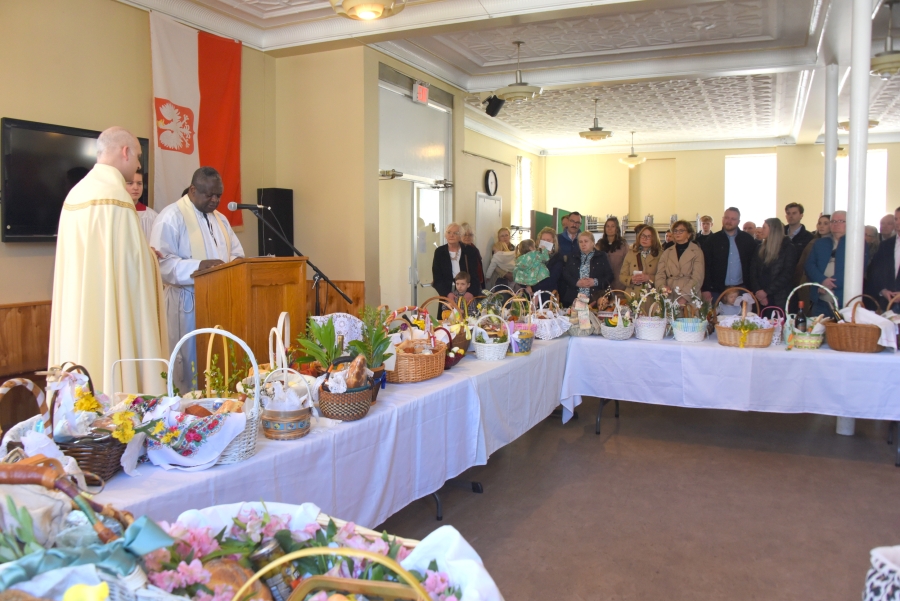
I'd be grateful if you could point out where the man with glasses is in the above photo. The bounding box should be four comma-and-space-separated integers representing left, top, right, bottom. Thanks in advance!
805, 210, 867, 316
150, 166, 245, 393
701, 207, 757, 304
557, 212, 583, 303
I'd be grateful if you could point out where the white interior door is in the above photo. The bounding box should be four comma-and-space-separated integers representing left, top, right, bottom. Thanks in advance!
415, 185, 444, 304
379, 179, 414, 310
476, 193, 503, 271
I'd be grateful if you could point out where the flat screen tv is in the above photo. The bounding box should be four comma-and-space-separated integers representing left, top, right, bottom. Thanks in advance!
1, 118, 149, 242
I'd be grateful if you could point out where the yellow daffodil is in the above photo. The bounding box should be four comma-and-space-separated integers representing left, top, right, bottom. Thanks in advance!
112, 422, 135, 444
73, 393, 102, 414
111, 411, 135, 426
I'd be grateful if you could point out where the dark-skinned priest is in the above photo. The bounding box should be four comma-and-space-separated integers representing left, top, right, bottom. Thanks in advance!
150, 166, 244, 394
49, 127, 168, 395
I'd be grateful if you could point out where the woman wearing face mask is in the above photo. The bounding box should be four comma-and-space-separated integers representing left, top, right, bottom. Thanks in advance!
654, 220, 705, 301
562, 230, 613, 307
620, 225, 662, 297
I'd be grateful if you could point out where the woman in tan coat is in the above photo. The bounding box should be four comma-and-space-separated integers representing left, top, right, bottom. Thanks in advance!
654, 219, 705, 298
621, 225, 662, 296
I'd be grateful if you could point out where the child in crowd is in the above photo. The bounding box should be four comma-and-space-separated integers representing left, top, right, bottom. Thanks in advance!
447, 271, 475, 309
513, 239, 550, 295
717, 289, 755, 316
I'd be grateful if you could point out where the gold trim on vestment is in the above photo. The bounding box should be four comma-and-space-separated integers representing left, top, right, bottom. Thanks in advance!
63, 199, 136, 211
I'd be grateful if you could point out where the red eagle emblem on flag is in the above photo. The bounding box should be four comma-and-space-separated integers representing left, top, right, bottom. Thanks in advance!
154, 98, 195, 154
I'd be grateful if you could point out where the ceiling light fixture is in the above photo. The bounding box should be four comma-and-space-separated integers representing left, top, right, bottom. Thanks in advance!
619, 132, 646, 168
872, 1, 900, 79
837, 120, 879, 131
329, 0, 405, 21
494, 42, 542, 103
579, 99, 612, 141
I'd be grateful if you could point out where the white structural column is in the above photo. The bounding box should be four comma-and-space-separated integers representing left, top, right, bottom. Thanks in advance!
824, 64, 839, 215
837, 0, 873, 437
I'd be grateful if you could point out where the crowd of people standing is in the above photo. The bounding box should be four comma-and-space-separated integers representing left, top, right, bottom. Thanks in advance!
432, 203, 900, 316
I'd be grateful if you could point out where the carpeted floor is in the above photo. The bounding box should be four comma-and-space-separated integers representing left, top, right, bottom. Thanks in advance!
377, 398, 900, 600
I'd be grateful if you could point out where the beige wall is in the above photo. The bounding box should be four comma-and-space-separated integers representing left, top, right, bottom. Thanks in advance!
0, 0, 272, 304
546, 144, 900, 232
545, 154, 629, 219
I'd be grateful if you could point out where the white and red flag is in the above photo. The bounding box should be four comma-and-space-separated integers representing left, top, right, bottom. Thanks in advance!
149, 12, 243, 226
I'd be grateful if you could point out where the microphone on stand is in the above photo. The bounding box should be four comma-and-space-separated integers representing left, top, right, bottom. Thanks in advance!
227, 202, 269, 211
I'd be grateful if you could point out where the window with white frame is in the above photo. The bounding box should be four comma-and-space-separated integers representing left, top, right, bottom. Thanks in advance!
724, 154, 777, 227
515, 156, 533, 231
834, 148, 888, 226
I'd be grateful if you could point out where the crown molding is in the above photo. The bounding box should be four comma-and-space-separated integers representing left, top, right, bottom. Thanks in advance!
814, 131, 900, 145
542, 137, 795, 156
464, 105, 546, 156
116, 0, 265, 48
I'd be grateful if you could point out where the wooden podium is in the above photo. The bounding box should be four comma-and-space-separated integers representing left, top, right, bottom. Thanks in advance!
193, 257, 307, 367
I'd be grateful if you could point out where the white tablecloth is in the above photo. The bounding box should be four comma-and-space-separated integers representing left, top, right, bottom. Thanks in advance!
560, 334, 900, 422
100, 337, 569, 527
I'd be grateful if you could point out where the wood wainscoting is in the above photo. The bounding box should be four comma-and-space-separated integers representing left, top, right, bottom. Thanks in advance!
0, 301, 51, 378
306, 280, 365, 319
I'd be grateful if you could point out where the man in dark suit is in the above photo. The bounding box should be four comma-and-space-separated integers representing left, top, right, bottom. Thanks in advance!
784, 202, 814, 252
702, 207, 757, 304
866, 232, 900, 310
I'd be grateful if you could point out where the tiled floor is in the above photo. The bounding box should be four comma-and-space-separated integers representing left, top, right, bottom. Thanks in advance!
378, 399, 900, 600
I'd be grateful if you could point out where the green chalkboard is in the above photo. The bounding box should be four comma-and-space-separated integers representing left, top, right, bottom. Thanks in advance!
530, 210, 554, 240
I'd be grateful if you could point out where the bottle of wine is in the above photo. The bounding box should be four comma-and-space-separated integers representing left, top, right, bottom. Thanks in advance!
795, 301, 807, 333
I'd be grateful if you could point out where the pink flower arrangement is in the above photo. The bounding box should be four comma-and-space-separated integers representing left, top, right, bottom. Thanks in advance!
148, 559, 210, 593
194, 584, 234, 601
231, 507, 292, 543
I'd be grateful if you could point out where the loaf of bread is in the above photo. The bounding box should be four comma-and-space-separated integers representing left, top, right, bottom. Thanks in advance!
345, 354, 368, 388
184, 404, 213, 418
205, 559, 272, 601
215, 399, 244, 415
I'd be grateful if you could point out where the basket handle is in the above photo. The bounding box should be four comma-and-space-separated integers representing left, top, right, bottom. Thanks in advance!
46, 364, 95, 439
268, 326, 289, 383
203, 326, 230, 398
169, 328, 260, 415
501, 295, 532, 321
718, 286, 759, 316
844, 293, 883, 315
760, 305, 786, 320
262, 368, 312, 408
0, 379, 48, 437
276, 311, 291, 345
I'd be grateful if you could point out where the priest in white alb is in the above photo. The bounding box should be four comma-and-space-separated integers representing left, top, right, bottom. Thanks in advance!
150, 166, 244, 394
49, 127, 168, 395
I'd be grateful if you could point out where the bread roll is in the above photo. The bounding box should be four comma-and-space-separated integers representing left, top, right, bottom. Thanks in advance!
215, 399, 244, 415
184, 404, 213, 418
205, 559, 272, 601
345, 354, 367, 388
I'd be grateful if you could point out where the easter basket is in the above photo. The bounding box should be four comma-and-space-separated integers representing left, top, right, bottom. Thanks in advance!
173, 328, 262, 465
824, 295, 885, 353
471, 314, 511, 361
715, 287, 774, 348
260, 367, 313, 441
421, 295, 471, 355
634, 296, 669, 341
318, 357, 374, 422
384, 306, 446, 384
531, 291, 571, 340
784, 283, 837, 350
599, 291, 635, 341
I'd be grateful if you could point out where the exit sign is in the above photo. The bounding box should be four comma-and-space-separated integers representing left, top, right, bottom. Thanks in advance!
412, 82, 429, 104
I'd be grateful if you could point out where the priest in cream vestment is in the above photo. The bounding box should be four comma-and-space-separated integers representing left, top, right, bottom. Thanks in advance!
150, 167, 244, 394
49, 127, 168, 396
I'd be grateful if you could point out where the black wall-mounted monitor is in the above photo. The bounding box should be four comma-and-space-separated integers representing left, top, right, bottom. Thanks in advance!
1, 118, 149, 242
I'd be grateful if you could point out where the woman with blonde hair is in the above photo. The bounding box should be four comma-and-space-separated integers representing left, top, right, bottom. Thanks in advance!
654, 219, 705, 299
620, 225, 662, 296
486, 227, 516, 288
749, 217, 798, 309
562, 230, 614, 306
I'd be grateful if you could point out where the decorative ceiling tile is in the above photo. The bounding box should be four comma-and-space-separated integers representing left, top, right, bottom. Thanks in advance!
466, 73, 800, 148
867, 75, 900, 132
198, 0, 328, 19
437, 0, 769, 67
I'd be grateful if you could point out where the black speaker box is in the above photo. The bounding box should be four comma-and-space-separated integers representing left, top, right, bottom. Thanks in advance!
256, 188, 294, 257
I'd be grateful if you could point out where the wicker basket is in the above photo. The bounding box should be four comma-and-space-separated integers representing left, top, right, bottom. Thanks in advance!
170, 328, 262, 465
507, 331, 535, 356
672, 318, 707, 342
634, 298, 668, 341
825, 296, 884, 353
599, 298, 635, 341
384, 306, 447, 384
715, 287, 774, 348
531, 291, 572, 340
421, 296, 471, 355
260, 368, 312, 440
318, 358, 373, 421
784, 283, 837, 350
44, 364, 127, 485
471, 314, 511, 360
